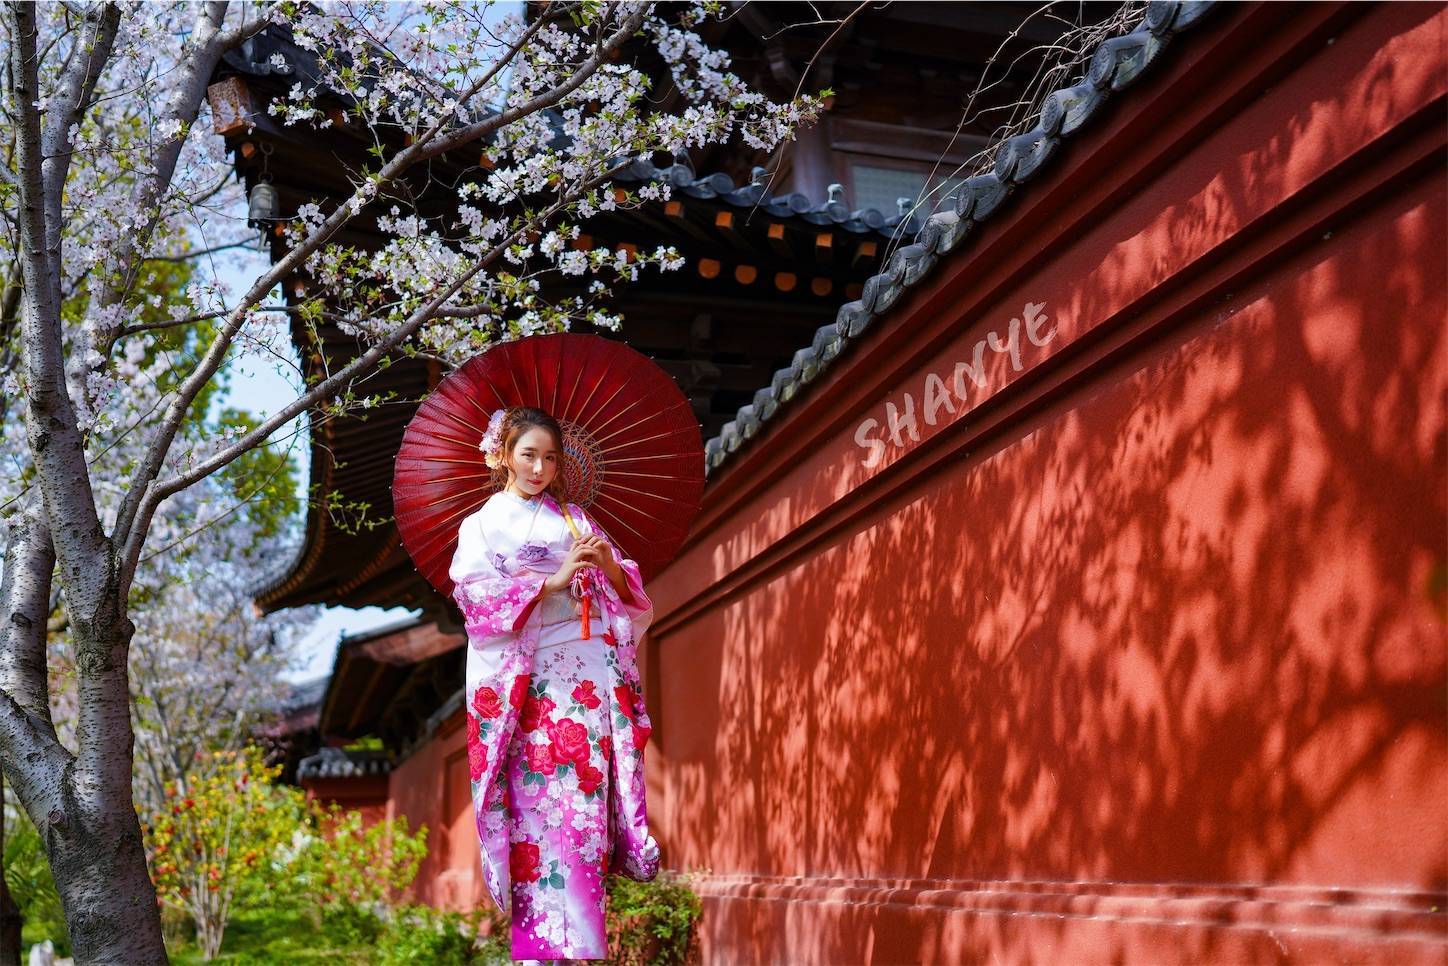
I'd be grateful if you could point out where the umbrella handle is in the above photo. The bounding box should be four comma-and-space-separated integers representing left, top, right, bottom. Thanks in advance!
560, 503, 592, 640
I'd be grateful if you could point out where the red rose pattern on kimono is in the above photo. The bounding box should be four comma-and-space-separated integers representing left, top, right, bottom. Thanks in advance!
452, 489, 658, 961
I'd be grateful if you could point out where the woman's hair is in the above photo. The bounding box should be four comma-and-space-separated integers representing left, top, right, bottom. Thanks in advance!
490, 406, 569, 503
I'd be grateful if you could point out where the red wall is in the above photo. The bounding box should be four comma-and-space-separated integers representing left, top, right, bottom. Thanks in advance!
643, 4, 1447, 962
301, 774, 388, 827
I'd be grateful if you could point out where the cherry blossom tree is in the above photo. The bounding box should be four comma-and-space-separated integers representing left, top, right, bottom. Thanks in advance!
0, 0, 823, 960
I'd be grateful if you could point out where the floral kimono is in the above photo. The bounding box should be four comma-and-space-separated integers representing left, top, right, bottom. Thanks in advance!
449, 489, 659, 960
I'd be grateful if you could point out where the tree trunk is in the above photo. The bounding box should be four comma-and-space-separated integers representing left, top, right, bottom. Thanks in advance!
0, 770, 21, 966
44, 798, 167, 965
39, 607, 168, 964
0, 520, 166, 964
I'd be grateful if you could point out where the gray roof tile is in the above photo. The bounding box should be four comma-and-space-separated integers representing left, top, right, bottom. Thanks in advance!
613, 159, 924, 238
296, 746, 393, 780
702, 0, 1223, 477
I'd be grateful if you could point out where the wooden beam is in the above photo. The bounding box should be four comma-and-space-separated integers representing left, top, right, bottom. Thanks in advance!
814, 231, 833, 265
713, 210, 746, 248
347, 661, 392, 734
853, 240, 878, 269
767, 221, 795, 259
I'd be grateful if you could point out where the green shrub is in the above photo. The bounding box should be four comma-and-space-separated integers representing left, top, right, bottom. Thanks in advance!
606, 872, 704, 965
144, 747, 313, 959
142, 745, 428, 961
369, 871, 707, 966
2, 804, 70, 957
319, 901, 384, 948
376, 903, 508, 965
164, 905, 373, 964
282, 802, 429, 926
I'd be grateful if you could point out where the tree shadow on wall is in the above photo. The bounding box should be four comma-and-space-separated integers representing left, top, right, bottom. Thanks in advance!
654, 79, 1447, 964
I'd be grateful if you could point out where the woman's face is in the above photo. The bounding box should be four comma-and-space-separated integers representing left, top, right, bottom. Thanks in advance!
507, 426, 559, 497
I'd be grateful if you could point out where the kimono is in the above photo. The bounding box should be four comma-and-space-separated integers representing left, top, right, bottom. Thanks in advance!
449, 488, 660, 960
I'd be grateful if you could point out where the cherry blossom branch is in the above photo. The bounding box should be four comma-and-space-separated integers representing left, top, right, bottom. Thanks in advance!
213, 1, 284, 53
119, 159, 630, 598
111, 6, 647, 565
405, 5, 646, 166
139, 423, 304, 565
88, 3, 249, 358
38, 2, 123, 312
116, 302, 296, 338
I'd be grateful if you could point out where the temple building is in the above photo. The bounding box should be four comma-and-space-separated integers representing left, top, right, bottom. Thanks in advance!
218, 2, 1448, 961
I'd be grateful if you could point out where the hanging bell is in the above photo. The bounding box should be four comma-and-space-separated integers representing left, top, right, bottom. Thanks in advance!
247, 180, 279, 229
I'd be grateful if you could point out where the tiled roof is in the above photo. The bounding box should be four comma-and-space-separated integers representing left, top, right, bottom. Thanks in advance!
701, 0, 1222, 476
613, 156, 925, 238
221, 22, 918, 240
280, 674, 330, 714
296, 746, 393, 780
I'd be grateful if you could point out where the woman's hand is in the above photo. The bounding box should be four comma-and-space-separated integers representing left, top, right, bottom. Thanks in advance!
542, 540, 606, 595
570, 533, 634, 603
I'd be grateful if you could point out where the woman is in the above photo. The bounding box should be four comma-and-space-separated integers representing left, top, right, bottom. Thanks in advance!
449, 405, 660, 961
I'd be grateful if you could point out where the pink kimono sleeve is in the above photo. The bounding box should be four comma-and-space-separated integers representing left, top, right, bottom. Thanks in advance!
577, 505, 653, 629
451, 515, 548, 647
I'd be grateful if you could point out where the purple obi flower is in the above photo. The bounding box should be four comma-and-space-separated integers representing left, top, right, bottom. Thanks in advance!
517, 542, 549, 564
492, 552, 509, 574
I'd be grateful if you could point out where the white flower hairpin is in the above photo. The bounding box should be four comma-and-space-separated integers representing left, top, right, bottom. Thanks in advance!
479, 407, 507, 469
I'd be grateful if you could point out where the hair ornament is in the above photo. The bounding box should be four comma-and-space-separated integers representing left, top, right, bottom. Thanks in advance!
479, 407, 508, 469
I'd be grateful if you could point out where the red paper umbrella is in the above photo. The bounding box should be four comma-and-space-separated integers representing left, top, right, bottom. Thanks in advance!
393, 332, 704, 597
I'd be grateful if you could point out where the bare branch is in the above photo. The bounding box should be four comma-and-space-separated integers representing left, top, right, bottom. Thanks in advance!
140, 237, 258, 264
116, 302, 296, 338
